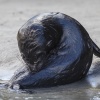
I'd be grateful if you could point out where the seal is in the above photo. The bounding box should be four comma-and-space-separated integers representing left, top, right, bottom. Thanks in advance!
9, 12, 100, 89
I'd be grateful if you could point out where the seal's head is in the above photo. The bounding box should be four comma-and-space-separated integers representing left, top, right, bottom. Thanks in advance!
17, 23, 47, 72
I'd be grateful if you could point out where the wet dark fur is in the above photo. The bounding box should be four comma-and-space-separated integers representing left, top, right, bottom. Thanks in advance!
9, 12, 100, 89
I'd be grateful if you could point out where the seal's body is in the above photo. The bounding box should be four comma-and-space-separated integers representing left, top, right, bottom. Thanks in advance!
9, 12, 100, 89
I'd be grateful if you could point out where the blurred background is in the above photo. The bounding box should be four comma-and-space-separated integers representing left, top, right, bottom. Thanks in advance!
0, 0, 100, 100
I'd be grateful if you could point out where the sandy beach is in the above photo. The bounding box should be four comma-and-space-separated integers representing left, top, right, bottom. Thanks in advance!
0, 0, 100, 99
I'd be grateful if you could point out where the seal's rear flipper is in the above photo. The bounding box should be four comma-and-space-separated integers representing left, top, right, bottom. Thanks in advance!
91, 40, 100, 57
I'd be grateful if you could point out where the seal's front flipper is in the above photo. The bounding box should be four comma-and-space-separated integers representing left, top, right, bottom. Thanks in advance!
91, 39, 100, 57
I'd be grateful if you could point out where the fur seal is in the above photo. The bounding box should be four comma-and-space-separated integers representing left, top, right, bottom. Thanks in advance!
9, 12, 100, 89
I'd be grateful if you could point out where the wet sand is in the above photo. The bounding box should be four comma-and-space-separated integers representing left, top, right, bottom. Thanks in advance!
0, 0, 100, 99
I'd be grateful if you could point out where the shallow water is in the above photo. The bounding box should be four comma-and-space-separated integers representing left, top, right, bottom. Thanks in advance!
0, 82, 100, 100
0, 85, 100, 100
